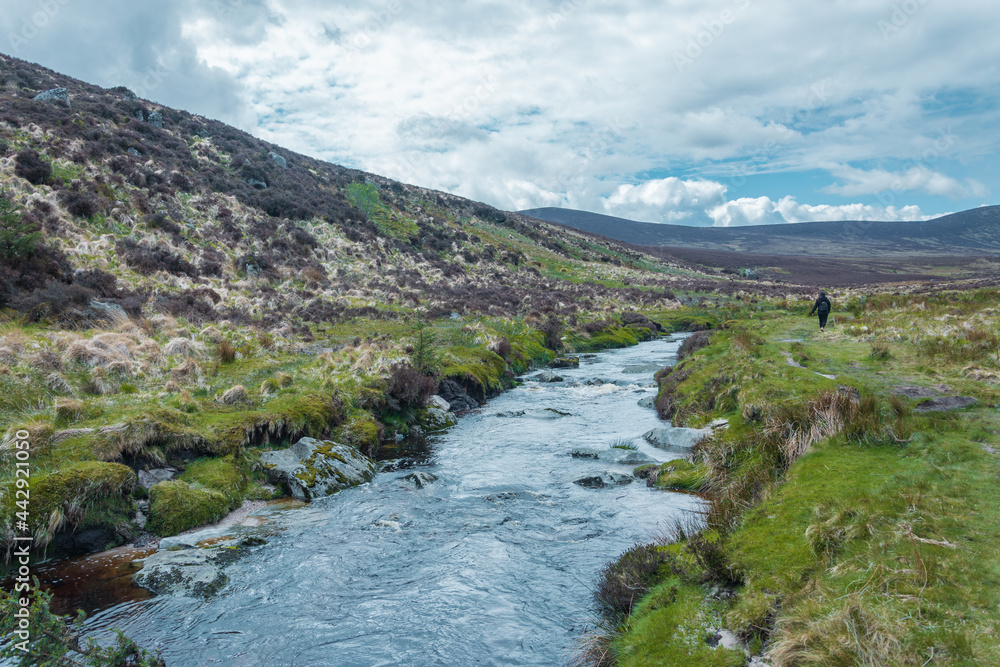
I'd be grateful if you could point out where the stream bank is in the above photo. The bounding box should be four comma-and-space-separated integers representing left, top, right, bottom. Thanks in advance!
55, 335, 703, 665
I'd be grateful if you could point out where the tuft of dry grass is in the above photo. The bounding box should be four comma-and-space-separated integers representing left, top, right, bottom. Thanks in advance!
218, 339, 237, 364
164, 337, 204, 358
54, 397, 85, 423
218, 384, 249, 405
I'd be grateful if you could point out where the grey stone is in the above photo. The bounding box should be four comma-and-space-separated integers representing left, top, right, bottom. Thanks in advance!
247, 177, 268, 189
427, 394, 450, 411
549, 356, 580, 369
135, 547, 238, 598
585, 378, 607, 386
573, 472, 634, 488
146, 111, 163, 128
637, 396, 656, 409
644, 426, 712, 452
438, 378, 479, 412
33, 88, 71, 107
260, 437, 376, 500
269, 151, 287, 168
400, 472, 438, 488
420, 406, 457, 432
708, 418, 730, 429
609, 450, 656, 465
138, 468, 177, 489
127, 147, 141, 157
532, 371, 564, 383
570, 448, 602, 459
914, 396, 978, 412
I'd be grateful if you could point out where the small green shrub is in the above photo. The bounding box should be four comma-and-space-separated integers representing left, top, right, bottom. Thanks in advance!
0, 194, 41, 261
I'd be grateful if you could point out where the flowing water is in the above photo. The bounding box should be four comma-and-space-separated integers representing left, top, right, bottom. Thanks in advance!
76, 336, 703, 666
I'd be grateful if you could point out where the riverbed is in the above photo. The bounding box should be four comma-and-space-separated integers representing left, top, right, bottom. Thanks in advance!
75, 336, 702, 666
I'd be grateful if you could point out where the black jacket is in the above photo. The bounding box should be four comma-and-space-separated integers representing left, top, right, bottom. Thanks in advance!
809, 295, 831, 316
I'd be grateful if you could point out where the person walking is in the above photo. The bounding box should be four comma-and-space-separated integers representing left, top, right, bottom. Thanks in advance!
809, 290, 832, 332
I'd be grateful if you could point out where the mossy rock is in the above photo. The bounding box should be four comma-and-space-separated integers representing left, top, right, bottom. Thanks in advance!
416, 406, 457, 433
655, 459, 710, 492
1, 461, 136, 541
338, 409, 382, 453
148, 480, 229, 537
259, 437, 376, 500
178, 455, 247, 510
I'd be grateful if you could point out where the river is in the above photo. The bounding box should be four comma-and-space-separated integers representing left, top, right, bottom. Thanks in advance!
68, 335, 703, 666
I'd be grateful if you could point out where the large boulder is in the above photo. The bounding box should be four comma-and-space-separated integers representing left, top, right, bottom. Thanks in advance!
33, 87, 71, 107
135, 548, 229, 598
531, 371, 564, 383
135, 537, 265, 598
643, 426, 713, 453
260, 437, 376, 500
438, 378, 479, 412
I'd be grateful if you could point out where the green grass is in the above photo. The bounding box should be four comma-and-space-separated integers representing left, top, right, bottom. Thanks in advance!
147, 480, 229, 536
567, 325, 641, 353
613, 575, 746, 667
607, 290, 1000, 665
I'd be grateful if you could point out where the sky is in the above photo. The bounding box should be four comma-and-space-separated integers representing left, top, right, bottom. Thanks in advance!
2, 0, 998, 227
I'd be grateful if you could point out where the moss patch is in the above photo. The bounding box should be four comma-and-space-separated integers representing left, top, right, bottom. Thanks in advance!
148, 480, 229, 537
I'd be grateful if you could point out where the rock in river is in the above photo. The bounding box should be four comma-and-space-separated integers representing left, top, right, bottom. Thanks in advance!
574, 472, 634, 488
532, 371, 564, 383
644, 426, 712, 453
549, 357, 580, 369
260, 437, 377, 500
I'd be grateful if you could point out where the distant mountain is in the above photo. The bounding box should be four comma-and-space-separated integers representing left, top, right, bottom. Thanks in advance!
521, 206, 1000, 258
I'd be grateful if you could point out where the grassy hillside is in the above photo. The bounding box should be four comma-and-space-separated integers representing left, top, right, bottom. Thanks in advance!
0, 54, 762, 563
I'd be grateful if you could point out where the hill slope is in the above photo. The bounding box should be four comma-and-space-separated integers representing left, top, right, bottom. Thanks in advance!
521, 206, 1000, 258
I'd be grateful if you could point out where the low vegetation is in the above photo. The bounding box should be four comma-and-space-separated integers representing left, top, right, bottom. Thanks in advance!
580, 288, 1000, 666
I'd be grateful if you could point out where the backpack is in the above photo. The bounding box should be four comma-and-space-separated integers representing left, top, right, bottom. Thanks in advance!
818, 299, 830, 315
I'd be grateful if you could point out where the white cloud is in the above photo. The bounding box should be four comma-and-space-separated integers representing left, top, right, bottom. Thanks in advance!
824, 165, 988, 199
598, 178, 934, 227
710, 196, 933, 227
603, 178, 727, 223
2, 0, 996, 221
